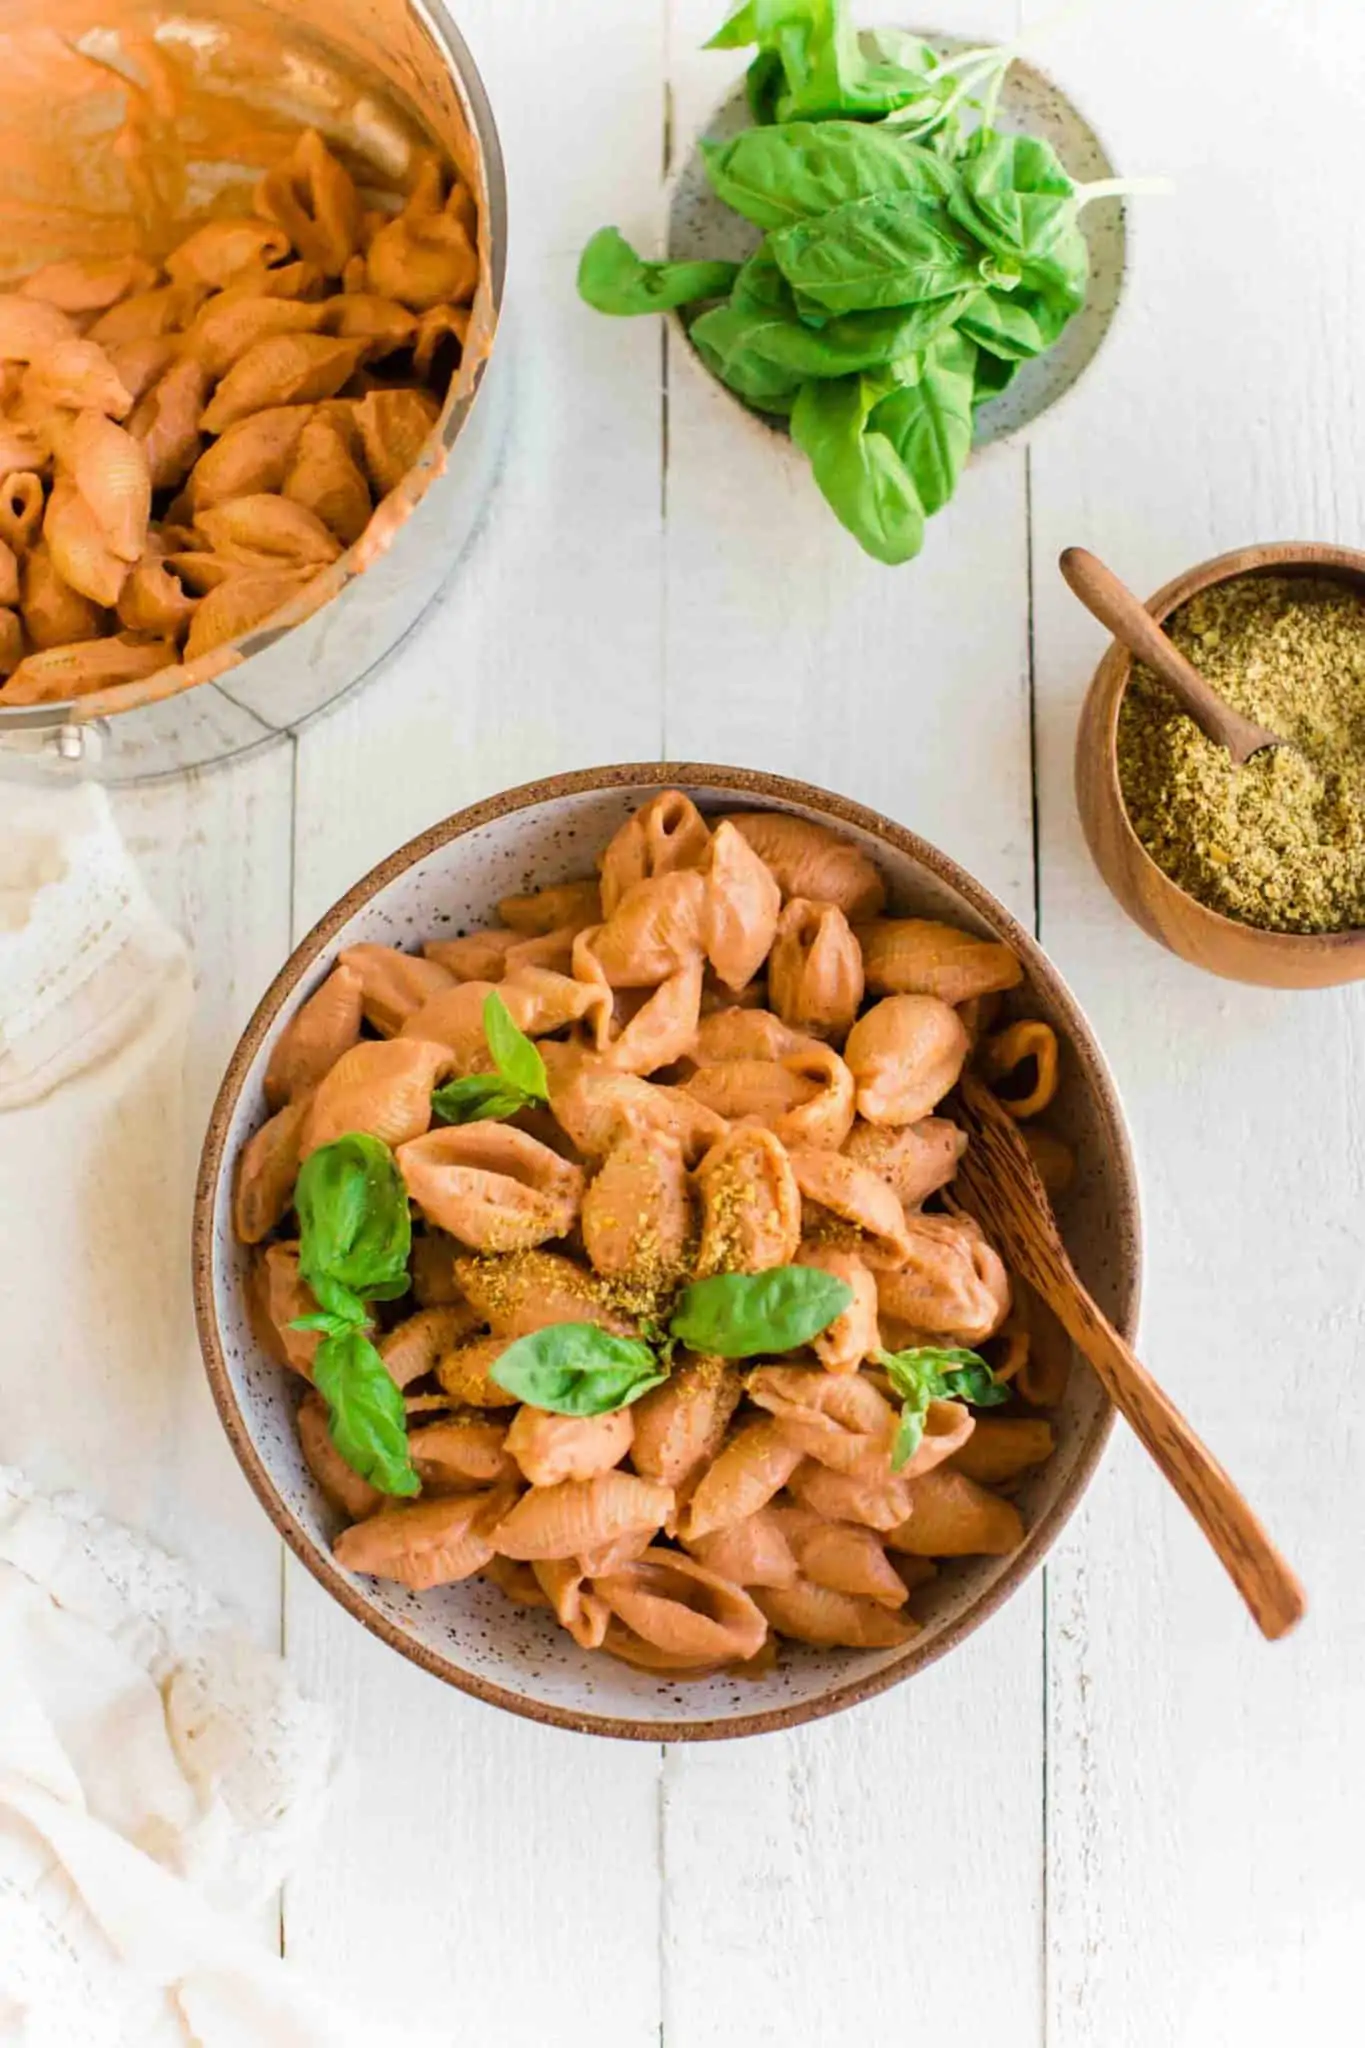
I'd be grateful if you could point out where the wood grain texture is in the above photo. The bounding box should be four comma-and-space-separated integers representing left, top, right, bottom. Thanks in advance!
1027, 0, 1365, 2037
956, 1076, 1304, 1639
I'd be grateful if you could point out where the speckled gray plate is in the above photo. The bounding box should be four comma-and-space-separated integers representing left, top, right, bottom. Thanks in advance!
194, 765, 1141, 1740
667, 36, 1127, 446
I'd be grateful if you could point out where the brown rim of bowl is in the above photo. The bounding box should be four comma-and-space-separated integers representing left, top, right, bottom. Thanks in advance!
193, 762, 1141, 1741
1087, 540, 1365, 958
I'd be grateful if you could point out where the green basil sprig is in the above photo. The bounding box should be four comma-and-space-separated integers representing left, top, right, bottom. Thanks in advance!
490, 1324, 668, 1417
578, 227, 739, 316
670, 1265, 853, 1359
431, 990, 550, 1126
312, 1325, 420, 1497
290, 1132, 418, 1496
701, 121, 958, 231
791, 373, 925, 567
867, 327, 977, 518
877, 1344, 1008, 1471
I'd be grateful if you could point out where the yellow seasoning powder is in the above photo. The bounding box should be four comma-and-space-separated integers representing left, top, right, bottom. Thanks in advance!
1116, 574, 1365, 933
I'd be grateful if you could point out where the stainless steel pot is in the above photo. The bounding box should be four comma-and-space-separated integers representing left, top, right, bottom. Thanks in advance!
0, 0, 506, 784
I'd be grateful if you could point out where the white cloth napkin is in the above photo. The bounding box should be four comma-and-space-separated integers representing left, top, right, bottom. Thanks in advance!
0, 787, 407, 2046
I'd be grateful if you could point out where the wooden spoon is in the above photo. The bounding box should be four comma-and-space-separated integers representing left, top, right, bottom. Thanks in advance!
952, 1073, 1305, 1640
1060, 546, 1287, 766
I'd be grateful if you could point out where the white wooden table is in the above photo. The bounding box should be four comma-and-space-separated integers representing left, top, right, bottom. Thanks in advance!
108, 2, 1363, 2039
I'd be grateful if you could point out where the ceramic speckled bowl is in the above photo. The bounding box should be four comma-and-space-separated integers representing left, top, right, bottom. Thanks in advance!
193, 765, 1141, 1739
667, 36, 1128, 448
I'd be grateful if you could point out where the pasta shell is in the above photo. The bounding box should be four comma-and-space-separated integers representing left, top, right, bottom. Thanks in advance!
105, 336, 183, 406
88, 284, 207, 347
787, 1147, 912, 1270
413, 303, 469, 379
354, 387, 440, 497
580, 871, 708, 989
194, 494, 342, 569
410, 1230, 464, 1307
581, 1130, 692, 1282
842, 1117, 967, 1208
595, 1548, 768, 1665
423, 931, 520, 982
747, 1365, 898, 1477
282, 414, 372, 546
187, 405, 314, 510
600, 956, 704, 1075
755, 1579, 916, 1649
182, 567, 313, 660
22, 338, 133, 420
336, 943, 454, 1036
796, 1245, 880, 1373
548, 1051, 727, 1164
492, 1472, 673, 1561
688, 1006, 807, 1065
453, 1250, 636, 1339
264, 962, 364, 1109
531, 1557, 612, 1649
858, 918, 1022, 1004
167, 220, 292, 287
200, 335, 365, 435
0, 633, 173, 706
506, 1406, 634, 1487
768, 1508, 908, 1608
978, 1019, 1061, 1120
185, 293, 330, 380
127, 358, 212, 492
695, 1125, 801, 1275
0, 540, 18, 610
322, 293, 419, 357
1, 474, 46, 557
950, 1417, 1054, 1486
335, 1486, 515, 1590
256, 129, 363, 274
599, 791, 711, 918
630, 1357, 741, 1498
701, 821, 782, 991
498, 879, 602, 935
435, 1334, 521, 1409
723, 813, 886, 920
0, 427, 50, 482
886, 1467, 1023, 1557
787, 1458, 914, 1532
844, 994, 969, 1126
874, 1214, 1011, 1344
62, 412, 152, 562
1010, 1277, 1072, 1409
0, 607, 24, 678
233, 1095, 309, 1243
19, 538, 102, 649
297, 1390, 382, 1520
19, 256, 158, 314
409, 1417, 516, 1492
684, 1507, 799, 1589
0, 294, 78, 362
374, 1305, 477, 1391
43, 478, 129, 606
255, 1242, 322, 1379
396, 1123, 584, 1251
681, 1419, 804, 1541
300, 1036, 450, 1156
769, 898, 864, 1039
365, 210, 478, 312
116, 552, 197, 641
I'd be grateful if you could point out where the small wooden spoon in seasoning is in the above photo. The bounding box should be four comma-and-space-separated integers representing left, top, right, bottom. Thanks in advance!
1060, 546, 1288, 765
953, 1073, 1305, 1640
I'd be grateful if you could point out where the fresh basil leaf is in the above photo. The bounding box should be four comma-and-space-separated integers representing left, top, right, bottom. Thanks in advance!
891, 1400, 927, 1471
294, 1133, 412, 1305
432, 1073, 536, 1126
289, 1307, 368, 1338
490, 1323, 668, 1417
938, 1361, 1010, 1407
958, 289, 1049, 362
867, 328, 975, 517
877, 1343, 1005, 1469
791, 374, 925, 565
971, 347, 1021, 406
482, 990, 549, 1102
769, 192, 983, 317
577, 227, 739, 317
670, 1266, 854, 1358
314, 1326, 419, 1497
701, 124, 959, 232
745, 47, 785, 124
688, 302, 803, 413
950, 130, 1076, 270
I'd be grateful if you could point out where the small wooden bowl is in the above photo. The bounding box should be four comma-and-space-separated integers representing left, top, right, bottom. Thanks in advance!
1075, 541, 1365, 988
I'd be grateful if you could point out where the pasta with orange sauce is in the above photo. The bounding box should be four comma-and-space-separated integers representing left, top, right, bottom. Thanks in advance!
229, 796, 1081, 1668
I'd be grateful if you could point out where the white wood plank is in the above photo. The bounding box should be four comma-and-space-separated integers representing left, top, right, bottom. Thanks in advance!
104, 751, 294, 1640
658, 7, 1046, 2045
283, 5, 667, 2036
1027, 2, 1365, 2040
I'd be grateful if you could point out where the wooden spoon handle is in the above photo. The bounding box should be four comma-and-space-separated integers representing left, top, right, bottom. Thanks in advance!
1044, 1284, 1305, 1640
1058, 545, 1266, 759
